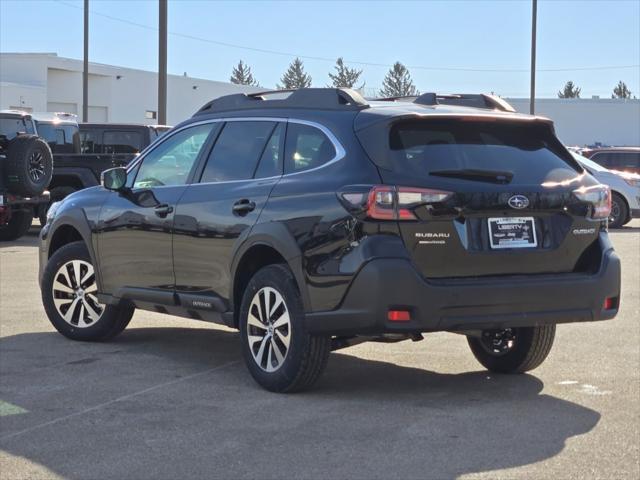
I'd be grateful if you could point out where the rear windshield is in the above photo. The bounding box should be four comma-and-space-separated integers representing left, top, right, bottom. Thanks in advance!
388, 120, 581, 184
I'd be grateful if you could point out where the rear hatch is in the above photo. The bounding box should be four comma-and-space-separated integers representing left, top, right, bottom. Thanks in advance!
355, 115, 608, 278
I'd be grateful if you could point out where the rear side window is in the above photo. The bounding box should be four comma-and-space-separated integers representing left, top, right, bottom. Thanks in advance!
284, 123, 336, 173
592, 152, 639, 170
254, 123, 285, 179
388, 120, 580, 184
200, 121, 276, 182
104, 131, 143, 154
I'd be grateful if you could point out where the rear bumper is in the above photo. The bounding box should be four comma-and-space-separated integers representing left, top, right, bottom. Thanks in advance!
0, 191, 50, 207
305, 234, 621, 335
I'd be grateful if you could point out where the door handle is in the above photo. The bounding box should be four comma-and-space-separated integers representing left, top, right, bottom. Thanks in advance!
232, 199, 256, 215
154, 204, 174, 218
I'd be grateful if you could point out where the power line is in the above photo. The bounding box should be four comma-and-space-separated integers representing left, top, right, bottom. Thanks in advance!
55, 0, 640, 74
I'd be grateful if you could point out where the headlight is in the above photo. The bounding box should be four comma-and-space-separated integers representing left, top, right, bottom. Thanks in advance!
46, 201, 62, 223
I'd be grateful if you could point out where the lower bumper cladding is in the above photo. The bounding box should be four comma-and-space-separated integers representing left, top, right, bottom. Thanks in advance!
305, 236, 621, 336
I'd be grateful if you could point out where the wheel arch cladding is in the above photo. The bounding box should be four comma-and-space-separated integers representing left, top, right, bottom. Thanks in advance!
230, 236, 309, 328
48, 224, 84, 258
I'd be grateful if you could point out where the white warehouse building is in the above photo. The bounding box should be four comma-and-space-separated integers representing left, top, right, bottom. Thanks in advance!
0, 52, 260, 125
1, 52, 639, 146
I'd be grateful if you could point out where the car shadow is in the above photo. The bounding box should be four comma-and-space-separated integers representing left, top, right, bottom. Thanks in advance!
0, 326, 600, 479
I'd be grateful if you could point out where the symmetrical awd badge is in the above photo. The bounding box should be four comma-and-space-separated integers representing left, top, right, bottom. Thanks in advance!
508, 195, 530, 209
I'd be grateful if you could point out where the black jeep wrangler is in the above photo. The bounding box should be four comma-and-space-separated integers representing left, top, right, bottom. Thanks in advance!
33, 114, 171, 213
0, 110, 52, 241
39, 89, 620, 392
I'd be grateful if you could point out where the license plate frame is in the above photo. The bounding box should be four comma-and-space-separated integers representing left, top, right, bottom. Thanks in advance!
488, 216, 537, 250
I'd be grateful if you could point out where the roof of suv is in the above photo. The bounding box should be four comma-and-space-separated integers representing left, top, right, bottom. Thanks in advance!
191, 88, 551, 129
0, 109, 33, 119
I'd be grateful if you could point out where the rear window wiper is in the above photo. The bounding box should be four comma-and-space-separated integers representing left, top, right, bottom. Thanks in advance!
429, 169, 513, 184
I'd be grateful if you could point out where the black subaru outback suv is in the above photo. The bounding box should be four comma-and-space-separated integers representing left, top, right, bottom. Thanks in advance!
39, 89, 620, 392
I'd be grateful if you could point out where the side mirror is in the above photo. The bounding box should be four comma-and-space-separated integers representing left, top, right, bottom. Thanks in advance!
102, 167, 128, 191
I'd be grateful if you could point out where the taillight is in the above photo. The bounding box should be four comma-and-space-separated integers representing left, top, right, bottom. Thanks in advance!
340, 185, 452, 221
573, 185, 611, 220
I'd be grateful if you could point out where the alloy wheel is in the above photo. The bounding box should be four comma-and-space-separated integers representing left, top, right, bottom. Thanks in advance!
28, 151, 46, 182
246, 287, 291, 372
609, 200, 621, 224
52, 260, 104, 328
479, 328, 516, 356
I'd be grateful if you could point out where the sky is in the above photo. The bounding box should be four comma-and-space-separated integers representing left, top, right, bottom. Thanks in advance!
1, 0, 639, 98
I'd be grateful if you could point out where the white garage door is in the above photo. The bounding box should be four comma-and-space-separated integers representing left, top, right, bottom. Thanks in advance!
89, 106, 108, 122
47, 102, 77, 114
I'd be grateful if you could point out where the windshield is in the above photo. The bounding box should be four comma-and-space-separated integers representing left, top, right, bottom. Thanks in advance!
388, 119, 581, 185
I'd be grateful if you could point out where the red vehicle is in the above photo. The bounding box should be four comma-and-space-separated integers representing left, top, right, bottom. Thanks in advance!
580, 147, 640, 175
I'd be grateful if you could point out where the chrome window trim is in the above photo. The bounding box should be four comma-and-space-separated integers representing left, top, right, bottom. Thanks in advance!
126, 116, 346, 184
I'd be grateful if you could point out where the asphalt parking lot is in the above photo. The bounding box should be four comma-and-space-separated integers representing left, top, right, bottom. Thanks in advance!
0, 222, 638, 480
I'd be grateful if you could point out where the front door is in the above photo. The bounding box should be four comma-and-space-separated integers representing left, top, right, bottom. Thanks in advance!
96, 123, 217, 295
173, 120, 285, 306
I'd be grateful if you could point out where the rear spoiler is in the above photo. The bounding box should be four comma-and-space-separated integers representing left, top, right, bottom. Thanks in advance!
373, 93, 517, 113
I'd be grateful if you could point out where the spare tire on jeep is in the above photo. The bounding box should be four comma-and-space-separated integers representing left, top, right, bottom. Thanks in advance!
5, 135, 53, 197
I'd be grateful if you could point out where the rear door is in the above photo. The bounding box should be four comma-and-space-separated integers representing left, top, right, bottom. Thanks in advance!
172, 120, 284, 306
361, 117, 601, 278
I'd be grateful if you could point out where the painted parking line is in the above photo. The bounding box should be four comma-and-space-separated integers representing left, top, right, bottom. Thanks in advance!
0, 360, 239, 442
0, 400, 28, 417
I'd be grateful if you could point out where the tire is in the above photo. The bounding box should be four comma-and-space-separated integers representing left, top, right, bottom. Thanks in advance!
5, 135, 53, 197
467, 325, 556, 374
609, 192, 628, 229
0, 208, 33, 241
41, 241, 134, 341
239, 264, 331, 393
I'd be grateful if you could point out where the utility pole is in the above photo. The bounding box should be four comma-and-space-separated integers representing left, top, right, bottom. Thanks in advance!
530, 0, 537, 115
83, 0, 89, 122
158, 0, 168, 124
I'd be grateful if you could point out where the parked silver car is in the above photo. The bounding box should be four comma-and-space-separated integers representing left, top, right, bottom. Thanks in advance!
573, 152, 640, 228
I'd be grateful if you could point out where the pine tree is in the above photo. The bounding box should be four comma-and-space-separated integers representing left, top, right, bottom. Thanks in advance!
278, 58, 312, 89
612, 81, 632, 99
328, 57, 363, 89
379, 62, 418, 97
230, 60, 259, 86
557, 81, 581, 98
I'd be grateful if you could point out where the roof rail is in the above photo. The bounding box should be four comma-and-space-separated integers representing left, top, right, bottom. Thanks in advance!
373, 93, 516, 112
195, 88, 369, 115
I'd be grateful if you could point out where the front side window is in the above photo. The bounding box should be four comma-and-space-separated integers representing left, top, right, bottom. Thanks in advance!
133, 123, 214, 188
104, 131, 143, 154
80, 129, 101, 153
284, 123, 336, 173
200, 121, 277, 182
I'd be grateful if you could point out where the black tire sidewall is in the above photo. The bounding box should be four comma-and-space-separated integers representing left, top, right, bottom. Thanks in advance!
239, 264, 313, 392
7, 136, 53, 197
609, 193, 628, 229
0, 209, 33, 241
42, 241, 129, 341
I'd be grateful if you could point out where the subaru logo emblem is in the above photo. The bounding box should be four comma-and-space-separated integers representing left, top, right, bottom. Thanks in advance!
508, 195, 529, 209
